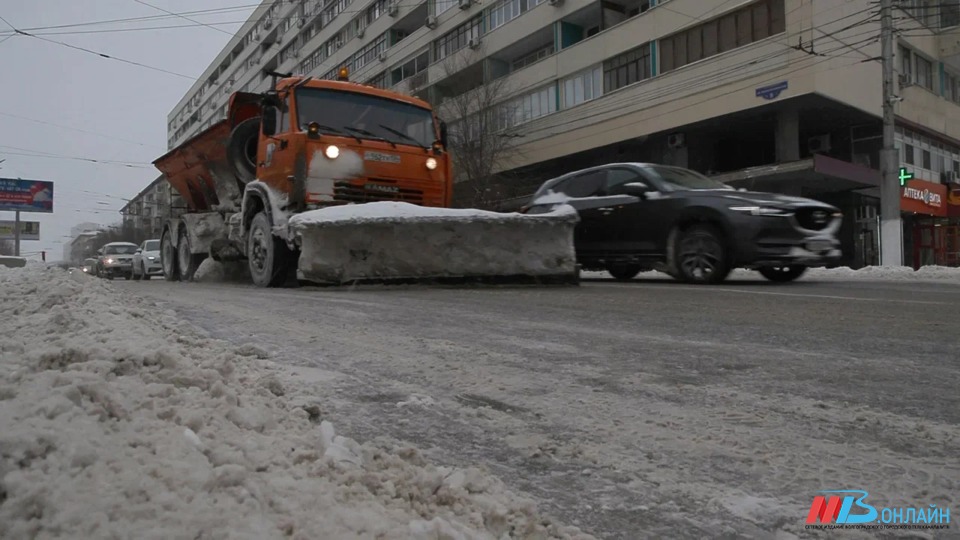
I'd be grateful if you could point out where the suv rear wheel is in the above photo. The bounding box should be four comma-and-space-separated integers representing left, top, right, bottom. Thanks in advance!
758, 265, 807, 282
674, 224, 731, 284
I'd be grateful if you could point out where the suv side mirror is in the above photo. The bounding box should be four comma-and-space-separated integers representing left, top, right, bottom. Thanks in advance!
136, 249, 142, 254
261, 106, 278, 136
622, 181, 650, 195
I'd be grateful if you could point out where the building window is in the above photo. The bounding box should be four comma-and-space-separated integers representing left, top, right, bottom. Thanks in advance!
511, 44, 553, 70
499, 85, 557, 130
945, 72, 960, 105
434, 15, 482, 61
561, 65, 602, 108
366, 71, 388, 88
488, 0, 523, 31
659, 0, 785, 73
603, 43, 651, 92
435, 0, 457, 16
391, 49, 430, 84
943, 1, 960, 27
350, 34, 387, 72
914, 54, 934, 90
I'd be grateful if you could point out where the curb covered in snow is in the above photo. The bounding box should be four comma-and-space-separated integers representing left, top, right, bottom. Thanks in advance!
0, 266, 592, 539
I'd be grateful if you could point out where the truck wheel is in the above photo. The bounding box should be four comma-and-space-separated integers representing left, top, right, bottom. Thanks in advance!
161, 228, 180, 281
227, 117, 260, 185
247, 211, 292, 288
177, 227, 204, 281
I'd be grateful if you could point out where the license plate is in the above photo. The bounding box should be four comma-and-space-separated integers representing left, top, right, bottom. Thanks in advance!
364, 151, 401, 164
806, 240, 832, 252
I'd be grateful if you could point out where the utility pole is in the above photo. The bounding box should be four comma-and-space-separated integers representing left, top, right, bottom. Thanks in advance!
13, 210, 20, 256
879, 0, 902, 266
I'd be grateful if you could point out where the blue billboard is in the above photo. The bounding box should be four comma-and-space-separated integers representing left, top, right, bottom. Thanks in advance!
0, 178, 54, 213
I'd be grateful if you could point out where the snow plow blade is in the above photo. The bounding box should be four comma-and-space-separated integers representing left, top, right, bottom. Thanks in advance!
287, 202, 579, 286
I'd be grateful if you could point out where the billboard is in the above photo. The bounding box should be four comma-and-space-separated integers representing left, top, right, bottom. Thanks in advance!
0, 178, 54, 213
0, 220, 40, 241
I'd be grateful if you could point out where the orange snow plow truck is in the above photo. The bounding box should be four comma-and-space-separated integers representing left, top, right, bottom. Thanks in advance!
153, 70, 578, 287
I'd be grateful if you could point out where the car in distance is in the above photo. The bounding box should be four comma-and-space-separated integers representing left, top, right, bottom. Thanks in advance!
81, 258, 98, 275
96, 242, 140, 280
521, 162, 842, 284
131, 239, 162, 280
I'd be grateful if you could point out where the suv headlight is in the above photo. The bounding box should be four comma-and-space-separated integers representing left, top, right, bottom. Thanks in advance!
729, 206, 792, 217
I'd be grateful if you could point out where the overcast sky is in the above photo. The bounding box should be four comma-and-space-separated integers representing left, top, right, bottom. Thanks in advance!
0, 0, 256, 261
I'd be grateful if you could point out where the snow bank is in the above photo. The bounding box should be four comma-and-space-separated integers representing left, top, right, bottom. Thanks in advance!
804, 264, 960, 282
585, 265, 960, 283
0, 267, 591, 539
288, 201, 576, 226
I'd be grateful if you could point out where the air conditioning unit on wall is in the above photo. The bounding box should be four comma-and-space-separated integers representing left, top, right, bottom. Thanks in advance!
425, 16, 438, 29
459, 0, 472, 9
667, 132, 685, 149
808, 134, 831, 154
468, 36, 481, 49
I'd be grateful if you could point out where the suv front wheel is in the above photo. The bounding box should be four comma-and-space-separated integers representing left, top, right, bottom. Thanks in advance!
674, 224, 731, 284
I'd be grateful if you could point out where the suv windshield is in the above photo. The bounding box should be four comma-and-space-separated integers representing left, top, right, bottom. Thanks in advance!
144, 240, 160, 251
644, 166, 733, 191
104, 245, 138, 255
296, 88, 435, 148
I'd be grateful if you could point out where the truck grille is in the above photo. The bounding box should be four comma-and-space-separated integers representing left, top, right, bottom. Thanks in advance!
334, 179, 424, 204
795, 208, 833, 231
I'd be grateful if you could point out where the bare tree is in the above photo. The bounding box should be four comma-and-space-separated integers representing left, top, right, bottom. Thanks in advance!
417, 46, 525, 209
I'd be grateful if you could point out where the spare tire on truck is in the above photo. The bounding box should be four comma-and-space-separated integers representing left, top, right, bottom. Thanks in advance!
227, 117, 261, 185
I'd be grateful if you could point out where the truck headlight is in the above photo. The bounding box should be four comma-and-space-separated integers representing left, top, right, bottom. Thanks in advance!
729, 206, 791, 217
325, 145, 340, 159
425, 157, 437, 170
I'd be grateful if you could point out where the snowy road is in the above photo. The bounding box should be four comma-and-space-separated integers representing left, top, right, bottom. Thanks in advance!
115, 274, 960, 539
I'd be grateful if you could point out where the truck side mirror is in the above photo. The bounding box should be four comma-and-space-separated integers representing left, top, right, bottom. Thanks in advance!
261, 106, 278, 136
439, 120, 448, 148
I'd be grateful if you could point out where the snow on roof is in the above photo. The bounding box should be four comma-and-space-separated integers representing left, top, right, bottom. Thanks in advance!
288, 201, 576, 228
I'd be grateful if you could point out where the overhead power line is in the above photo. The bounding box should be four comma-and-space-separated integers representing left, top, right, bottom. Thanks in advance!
132, 0, 234, 35
9, 27, 195, 79
0, 111, 160, 149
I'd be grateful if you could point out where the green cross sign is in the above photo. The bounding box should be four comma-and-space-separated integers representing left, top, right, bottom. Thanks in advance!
899, 167, 914, 186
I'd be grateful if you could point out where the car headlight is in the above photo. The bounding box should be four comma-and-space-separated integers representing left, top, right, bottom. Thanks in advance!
147, 256, 156, 261
729, 206, 791, 217
105, 258, 115, 264
425, 157, 437, 170
325, 145, 339, 159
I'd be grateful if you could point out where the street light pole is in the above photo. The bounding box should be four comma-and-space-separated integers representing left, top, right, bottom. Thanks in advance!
879, 0, 902, 266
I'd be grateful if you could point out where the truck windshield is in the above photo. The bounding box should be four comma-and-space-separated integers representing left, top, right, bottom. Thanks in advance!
296, 88, 436, 148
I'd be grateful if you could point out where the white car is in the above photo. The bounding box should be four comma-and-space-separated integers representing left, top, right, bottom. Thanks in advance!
132, 239, 162, 280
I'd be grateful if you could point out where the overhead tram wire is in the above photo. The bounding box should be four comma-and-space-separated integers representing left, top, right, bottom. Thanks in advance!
132, 0, 235, 35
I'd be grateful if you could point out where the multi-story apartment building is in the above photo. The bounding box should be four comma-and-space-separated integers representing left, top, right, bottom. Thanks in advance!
168, 0, 960, 268
119, 175, 187, 238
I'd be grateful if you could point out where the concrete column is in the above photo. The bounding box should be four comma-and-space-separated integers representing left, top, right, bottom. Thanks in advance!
776, 105, 800, 163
